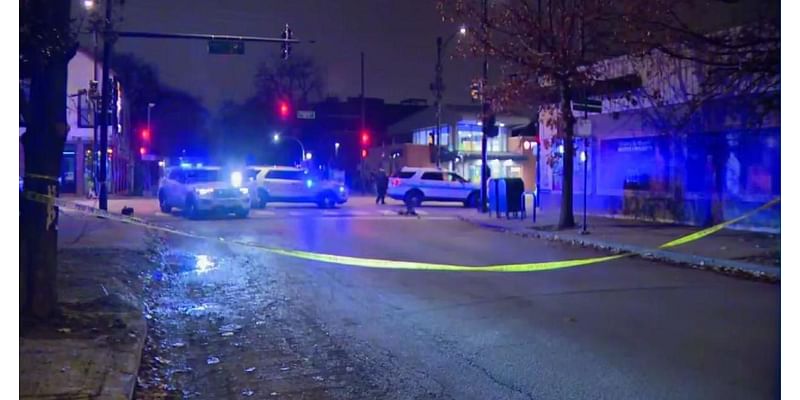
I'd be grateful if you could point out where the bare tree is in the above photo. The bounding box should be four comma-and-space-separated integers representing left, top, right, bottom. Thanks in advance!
254, 53, 325, 106
439, 0, 777, 228
438, 0, 670, 228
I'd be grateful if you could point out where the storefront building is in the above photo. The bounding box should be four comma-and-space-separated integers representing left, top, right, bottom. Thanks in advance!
368, 105, 537, 189
20, 49, 127, 197
535, 51, 780, 230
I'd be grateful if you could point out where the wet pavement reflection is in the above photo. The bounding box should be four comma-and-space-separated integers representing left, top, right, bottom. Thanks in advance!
135, 236, 388, 399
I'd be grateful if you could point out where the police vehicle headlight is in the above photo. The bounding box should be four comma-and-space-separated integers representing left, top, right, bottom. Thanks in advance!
231, 171, 243, 188
239, 187, 249, 195
195, 188, 214, 196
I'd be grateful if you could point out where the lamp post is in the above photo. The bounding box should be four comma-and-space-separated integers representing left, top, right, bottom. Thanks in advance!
98, 0, 114, 211
147, 102, 155, 134
273, 133, 306, 166
431, 26, 466, 168
85, 0, 100, 199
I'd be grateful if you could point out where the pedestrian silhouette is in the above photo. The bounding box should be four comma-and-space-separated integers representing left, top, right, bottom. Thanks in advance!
375, 168, 388, 205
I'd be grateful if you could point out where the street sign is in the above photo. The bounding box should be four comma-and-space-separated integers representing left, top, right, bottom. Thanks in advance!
208, 39, 245, 55
297, 110, 315, 120
572, 98, 602, 113
575, 119, 592, 137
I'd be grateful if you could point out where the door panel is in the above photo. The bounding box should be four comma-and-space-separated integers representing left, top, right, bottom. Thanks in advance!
420, 172, 447, 198
446, 173, 471, 200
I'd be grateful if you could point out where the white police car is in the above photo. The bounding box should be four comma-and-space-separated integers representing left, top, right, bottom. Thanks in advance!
158, 166, 250, 218
387, 167, 480, 207
246, 166, 348, 208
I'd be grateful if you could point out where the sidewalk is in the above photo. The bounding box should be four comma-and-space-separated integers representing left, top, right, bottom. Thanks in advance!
458, 207, 780, 281
21, 211, 156, 399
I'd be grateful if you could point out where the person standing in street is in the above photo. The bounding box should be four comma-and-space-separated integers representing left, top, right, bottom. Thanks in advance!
375, 168, 388, 205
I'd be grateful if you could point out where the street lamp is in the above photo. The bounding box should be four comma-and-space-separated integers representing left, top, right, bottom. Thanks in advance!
305, 152, 313, 161
334, 142, 340, 158
272, 133, 306, 166
146, 102, 155, 138
83, 0, 95, 10
431, 26, 467, 168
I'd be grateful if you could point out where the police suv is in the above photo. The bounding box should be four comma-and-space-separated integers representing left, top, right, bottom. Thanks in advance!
387, 167, 480, 207
246, 166, 348, 209
158, 165, 250, 218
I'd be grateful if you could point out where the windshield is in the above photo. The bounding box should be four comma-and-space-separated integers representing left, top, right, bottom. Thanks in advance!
184, 169, 220, 183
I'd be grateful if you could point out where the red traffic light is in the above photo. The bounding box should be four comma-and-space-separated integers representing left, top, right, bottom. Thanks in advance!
141, 129, 150, 141
361, 131, 370, 146
278, 101, 290, 119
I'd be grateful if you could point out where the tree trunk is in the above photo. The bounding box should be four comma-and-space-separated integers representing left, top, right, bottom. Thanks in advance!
709, 135, 727, 226
558, 80, 576, 229
20, 0, 73, 320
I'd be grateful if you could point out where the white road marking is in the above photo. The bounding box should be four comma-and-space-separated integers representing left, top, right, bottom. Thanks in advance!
322, 210, 340, 216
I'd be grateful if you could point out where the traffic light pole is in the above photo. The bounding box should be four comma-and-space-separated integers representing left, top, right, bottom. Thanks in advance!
434, 37, 442, 168
92, 23, 305, 209
479, 0, 489, 213
98, 0, 113, 211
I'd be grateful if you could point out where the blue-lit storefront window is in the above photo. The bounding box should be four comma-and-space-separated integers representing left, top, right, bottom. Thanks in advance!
412, 125, 450, 148
456, 121, 507, 152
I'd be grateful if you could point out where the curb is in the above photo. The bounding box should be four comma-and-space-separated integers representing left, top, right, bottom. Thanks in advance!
458, 216, 780, 283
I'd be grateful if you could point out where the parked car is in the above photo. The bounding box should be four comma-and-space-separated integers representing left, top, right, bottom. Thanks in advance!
158, 166, 250, 218
246, 166, 348, 209
387, 167, 480, 207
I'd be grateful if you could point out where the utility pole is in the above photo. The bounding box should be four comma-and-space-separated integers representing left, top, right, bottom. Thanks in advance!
92, 22, 99, 200
360, 51, 366, 194
360, 52, 365, 132
479, 0, 490, 213
434, 37, 443, 168
98, 0, 113, 210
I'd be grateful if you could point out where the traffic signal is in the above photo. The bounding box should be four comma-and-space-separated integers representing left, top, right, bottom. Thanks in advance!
469, 80, 481, 102
482, 113, 499, 138
278, 100, 290, 120
361, 130, 370, 146
281, 24, 293, 60
141, 129, 150, 141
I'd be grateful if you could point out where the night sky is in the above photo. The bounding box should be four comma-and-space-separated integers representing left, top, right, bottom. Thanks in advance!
75, 0, 481, 112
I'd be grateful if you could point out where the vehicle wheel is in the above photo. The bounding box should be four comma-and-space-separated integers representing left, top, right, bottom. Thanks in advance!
184, 197, 200, 219
464, 191, 479, 208
257, 189, 269, 209
317, 192, 336, 209
158, 191, 171, 213
404, 190, 423, 208
235, 208, 250, 218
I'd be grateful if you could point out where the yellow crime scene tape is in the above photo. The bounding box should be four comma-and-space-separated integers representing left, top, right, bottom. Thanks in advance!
21, 191, 779, 273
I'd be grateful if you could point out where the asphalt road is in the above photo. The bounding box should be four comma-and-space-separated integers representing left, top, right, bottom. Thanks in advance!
119, 196, 779, 399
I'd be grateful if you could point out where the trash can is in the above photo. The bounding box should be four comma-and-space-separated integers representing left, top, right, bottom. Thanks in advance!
488, 178, 507, 217
505, 178, 524, 215
488, 178, 525, 219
